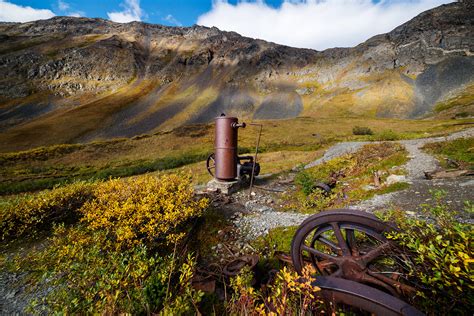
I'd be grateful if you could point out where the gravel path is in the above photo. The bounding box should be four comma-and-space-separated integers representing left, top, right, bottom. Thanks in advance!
232, 128, 474, 239
305, 141, 369, 169
350, 128, 474, 213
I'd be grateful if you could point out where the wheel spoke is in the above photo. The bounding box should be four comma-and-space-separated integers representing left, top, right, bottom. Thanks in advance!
360, 271, 398, 296
346, 229, 359, 256
331, 222, 350, 256
317, 236, 340, 252
302, 245, 336, 262
316, 259, 338, 272
361, 242, 392, 265
367, 270, 417, 295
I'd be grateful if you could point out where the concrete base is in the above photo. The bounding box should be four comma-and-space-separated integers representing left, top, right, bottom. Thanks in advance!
207, 179, 241, 195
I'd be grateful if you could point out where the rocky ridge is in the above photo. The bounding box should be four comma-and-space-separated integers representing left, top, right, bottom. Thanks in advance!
0, 2, 473, 151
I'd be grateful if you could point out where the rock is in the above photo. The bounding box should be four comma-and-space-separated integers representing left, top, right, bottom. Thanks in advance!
363, 184, 377, 191
386, 175, 407, 185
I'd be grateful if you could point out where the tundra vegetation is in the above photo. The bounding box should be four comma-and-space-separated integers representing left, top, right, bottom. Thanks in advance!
1, 120, 473, 314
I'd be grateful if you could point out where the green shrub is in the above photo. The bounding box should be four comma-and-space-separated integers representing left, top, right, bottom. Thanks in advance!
423, 137, 474, 168
375, 129, 400, 141
352, 126, 373, 135
227, 266, 322, 315
385, 190, 474, 314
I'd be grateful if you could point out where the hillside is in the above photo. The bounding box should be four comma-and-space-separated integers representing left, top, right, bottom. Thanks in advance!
0, 1, 473, 152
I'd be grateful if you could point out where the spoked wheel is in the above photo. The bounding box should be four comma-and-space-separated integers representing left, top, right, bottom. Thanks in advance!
291, 209, 417, 298
206, 153, 216, 177
313, 276, 424, 316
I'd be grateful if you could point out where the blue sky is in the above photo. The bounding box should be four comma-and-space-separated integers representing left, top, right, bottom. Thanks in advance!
1, 0, 284, 26
0, 0, 452, 50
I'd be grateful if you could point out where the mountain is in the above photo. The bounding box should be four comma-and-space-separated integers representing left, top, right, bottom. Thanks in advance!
0, 1, 473, 151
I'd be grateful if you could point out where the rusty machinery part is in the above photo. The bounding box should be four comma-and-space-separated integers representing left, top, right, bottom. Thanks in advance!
291, 209, 417, 298
314, 182, 332, 195
214, 116, 245, 181
206, 153, 216, 177
313, 276, 424, 316
238, 155, 261, 179
222, 255, 259, 277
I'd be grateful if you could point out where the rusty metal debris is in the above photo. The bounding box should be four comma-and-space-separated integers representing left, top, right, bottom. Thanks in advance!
314, 276, 424, 316
290, 209, 418, 298
222, 254, 259, 276
290, 209, 424, 314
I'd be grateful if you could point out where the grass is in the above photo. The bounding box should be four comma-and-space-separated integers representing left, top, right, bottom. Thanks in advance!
286, 142, 410, 213
0, 113, 471, 195
0, 150, 212, 194
252, 226, 298, 255
423, 137, 474, 169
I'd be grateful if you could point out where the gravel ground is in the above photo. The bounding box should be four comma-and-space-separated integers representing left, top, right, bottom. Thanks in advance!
231, 199, 309, 241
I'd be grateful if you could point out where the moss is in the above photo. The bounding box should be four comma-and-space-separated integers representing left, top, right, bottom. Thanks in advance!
252, 226, 297, 254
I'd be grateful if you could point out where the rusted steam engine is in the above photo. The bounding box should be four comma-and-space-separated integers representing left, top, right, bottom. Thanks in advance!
206, 115, 260, 182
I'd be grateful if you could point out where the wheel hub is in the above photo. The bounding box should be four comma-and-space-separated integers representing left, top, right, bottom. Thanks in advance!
339, 257, 366, 282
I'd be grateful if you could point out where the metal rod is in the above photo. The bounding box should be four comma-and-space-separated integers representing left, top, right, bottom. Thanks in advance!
248, 123, 263, 199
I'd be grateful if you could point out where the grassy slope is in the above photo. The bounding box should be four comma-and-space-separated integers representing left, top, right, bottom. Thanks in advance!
1, 115, 471, 194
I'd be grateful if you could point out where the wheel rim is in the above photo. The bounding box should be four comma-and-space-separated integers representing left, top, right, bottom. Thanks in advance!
313, 276, 424, 316
291, 209, 416, 298
206, 153, 215, 177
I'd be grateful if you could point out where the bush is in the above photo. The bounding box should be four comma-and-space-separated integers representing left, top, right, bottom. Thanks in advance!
352, 126, 373, 135
0, 181, 95, 241
81, 174, 208, 248
375, 129, 400, 141
7, 174, 208, 314
385, 190, 474, 314
227, 266, 322, 315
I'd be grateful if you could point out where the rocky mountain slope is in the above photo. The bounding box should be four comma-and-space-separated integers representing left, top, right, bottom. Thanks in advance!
0, 1, 473, 151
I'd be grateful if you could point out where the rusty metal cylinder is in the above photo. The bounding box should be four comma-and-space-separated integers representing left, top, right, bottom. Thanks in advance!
214, 116, 245, 181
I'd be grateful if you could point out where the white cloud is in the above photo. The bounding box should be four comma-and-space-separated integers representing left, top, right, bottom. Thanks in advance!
57, 0, 69, 11
197, 0, 454, 50
163, 14, 182, 26
0, 0, 55, 22
107, 0, 142, 23
56, 0, 84, 17
68, 11, 84, 17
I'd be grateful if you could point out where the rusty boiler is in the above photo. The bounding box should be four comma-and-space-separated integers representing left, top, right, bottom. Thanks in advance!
214, 115, 246, 181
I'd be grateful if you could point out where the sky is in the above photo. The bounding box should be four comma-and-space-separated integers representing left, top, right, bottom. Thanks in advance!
0, 0, 453, 50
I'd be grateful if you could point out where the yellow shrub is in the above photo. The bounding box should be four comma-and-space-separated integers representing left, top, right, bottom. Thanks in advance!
80, 174, 208, 249
0, 181, 95, 241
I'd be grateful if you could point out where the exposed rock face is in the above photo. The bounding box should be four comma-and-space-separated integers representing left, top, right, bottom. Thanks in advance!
0, 2, 473, 150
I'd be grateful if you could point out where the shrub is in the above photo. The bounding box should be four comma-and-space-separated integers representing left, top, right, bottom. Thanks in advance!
385, 190, 474, 314
28, 227, 203, 314
352, 126, 373, 135
7, 174, 208, 314
80, 174, 208, 248
294, 143, 408, 212
0, 181, 95, 241
227, 266, 322, 315
375, 129, 400, 141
